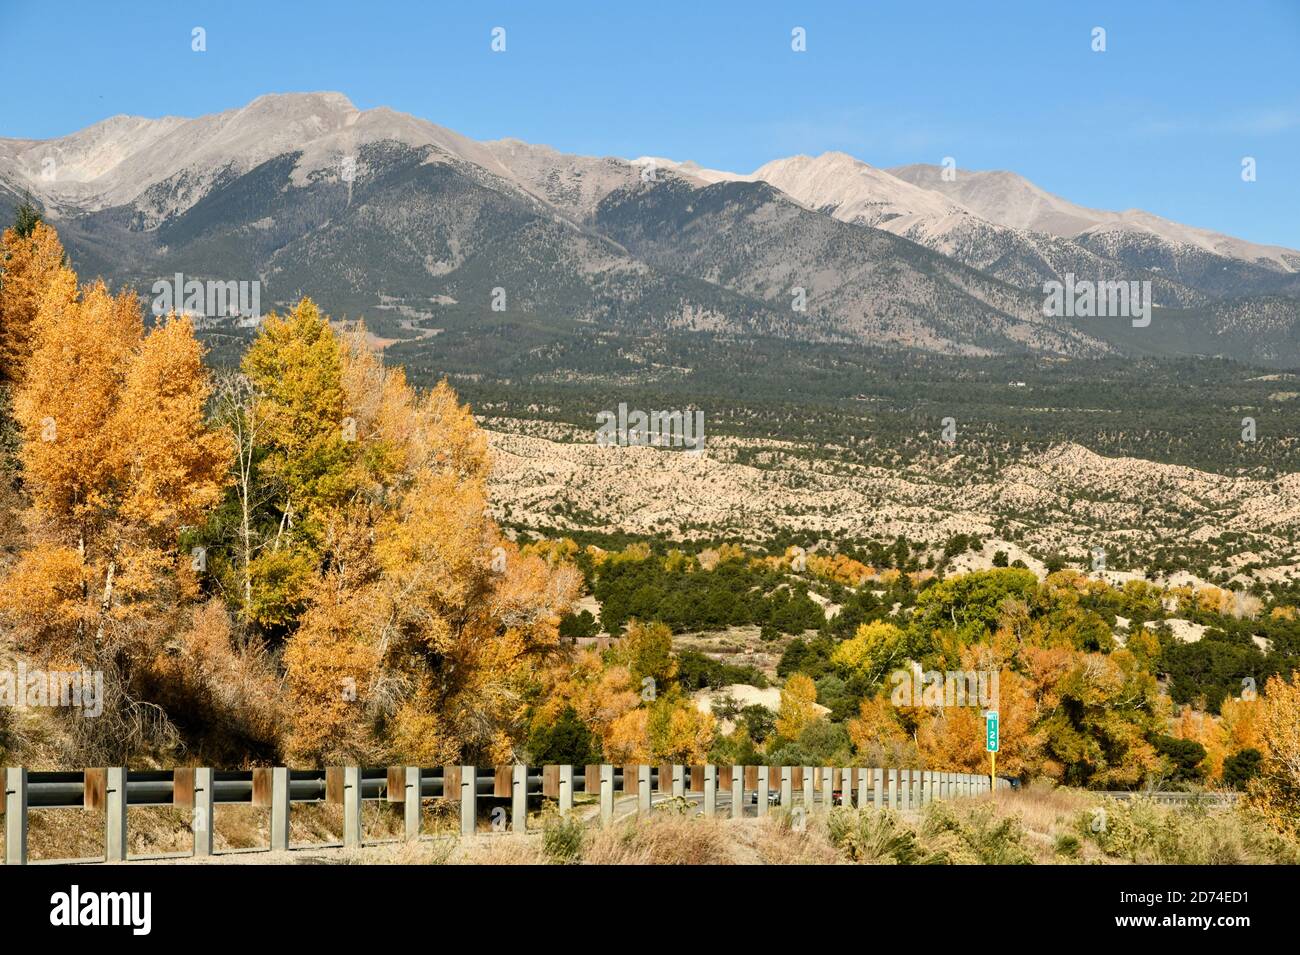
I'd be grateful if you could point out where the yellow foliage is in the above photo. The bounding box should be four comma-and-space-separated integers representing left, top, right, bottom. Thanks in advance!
274, 310, 580, 764
0, 221, 66, 383
846, 694, 915, 766
648, 696, 715, 763
1219, 696, 1262, 754
776, 672, 818, 741
521, 537, 581, 566
3, 267, 230, 666
806, 552, 875, 587
1172, 704, 1227, 780
1243, 671, 1300, 835
831, 620, 906, 682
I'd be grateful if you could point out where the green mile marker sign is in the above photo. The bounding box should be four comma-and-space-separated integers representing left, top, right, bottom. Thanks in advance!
986, 711, 999, 753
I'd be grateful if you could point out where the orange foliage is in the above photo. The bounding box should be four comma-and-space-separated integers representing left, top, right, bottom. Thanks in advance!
278, 316, 580, 763
0, 221, 66, 382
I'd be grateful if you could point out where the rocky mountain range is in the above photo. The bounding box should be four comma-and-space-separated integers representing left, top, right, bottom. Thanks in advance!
2, 91, 1298, 363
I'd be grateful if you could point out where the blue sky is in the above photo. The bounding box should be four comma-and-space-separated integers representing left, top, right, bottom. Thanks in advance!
2, 0, 1298, 246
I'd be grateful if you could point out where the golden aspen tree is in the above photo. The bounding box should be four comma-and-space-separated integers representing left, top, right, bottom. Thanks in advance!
914, 662, 1043, 778
831, 620, 906, 684
0, 220, 66, 383
530, 649, 641, 758
647, 695, 716, 763
846, 693, 915, 766
1218, 695, 1262, 753
1173, 704, 1227, 781
274, 310, 581, 763
241, 298, 353, 540
616, 619, 677, 692
604, 707, 651, 763
776, 672, 818, 741
6, 286, 227, 653
0, 246, 231, 758
1246, 671, 1300, 836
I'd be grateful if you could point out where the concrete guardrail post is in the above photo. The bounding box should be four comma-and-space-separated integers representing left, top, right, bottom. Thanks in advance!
271, 766, 291, 851
903, 769, 914, 811
559, 765, 573, 816
704, 765, 717, 817
672, 764, 685, 799
106, 767, 128, 861
404, 767, 421, 840
193, 767, 214, 857
873, 768, 884, 809
820, 766, 832, 812
343, 766, 362, 847
756, 766, 769, 817
5, 767, 27, 865
637, 764, 652, 814
600, 764, 614, 826
460, 765, 476, 837
511, 764, 527, 832
885, 768, 897, 810
803, 766, 815, 809
780, 766, 792, 808
730, 766, 743, 819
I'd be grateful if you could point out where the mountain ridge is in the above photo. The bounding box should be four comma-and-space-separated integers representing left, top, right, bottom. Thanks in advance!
2, 92, 1298, 365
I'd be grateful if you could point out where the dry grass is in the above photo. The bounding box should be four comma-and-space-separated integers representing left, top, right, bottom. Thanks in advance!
27, 807, 108, 862
452, 835, 545, 865
583, 813, 736, 864
743, 812, 843, 864
968, 780, 1097, 863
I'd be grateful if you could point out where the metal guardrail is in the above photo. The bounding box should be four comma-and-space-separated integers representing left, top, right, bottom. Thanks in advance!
3, 764, 1009, 865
